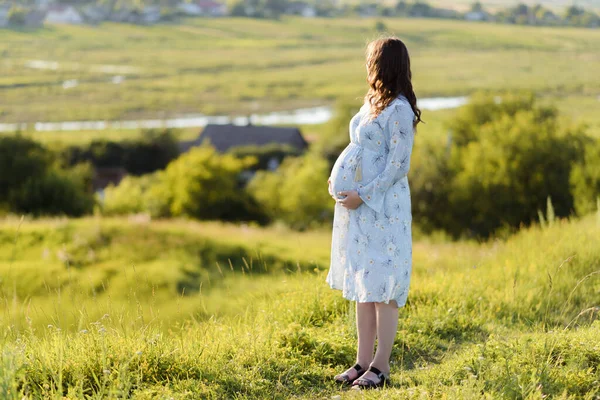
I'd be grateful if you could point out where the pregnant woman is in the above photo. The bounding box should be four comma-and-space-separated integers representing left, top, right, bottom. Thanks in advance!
326, 37, 421, 389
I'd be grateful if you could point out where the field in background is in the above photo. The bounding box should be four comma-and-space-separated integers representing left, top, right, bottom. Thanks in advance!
337, 0, 600, 11
430, 0, 600, 11
0, 214, 598, 397
1, 17, 600, 131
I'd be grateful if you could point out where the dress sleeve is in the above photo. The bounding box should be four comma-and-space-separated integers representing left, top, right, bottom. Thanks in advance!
357, 102, 415, 213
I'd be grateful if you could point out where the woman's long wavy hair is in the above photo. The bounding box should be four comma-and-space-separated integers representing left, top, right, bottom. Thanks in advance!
364, 37, 422, 126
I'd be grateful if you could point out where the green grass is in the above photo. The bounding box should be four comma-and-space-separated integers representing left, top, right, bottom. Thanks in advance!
1, 17, 600, 133
0, 213, 599, 398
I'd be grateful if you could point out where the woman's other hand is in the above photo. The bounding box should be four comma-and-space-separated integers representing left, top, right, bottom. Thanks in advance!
337, 191, 364, 210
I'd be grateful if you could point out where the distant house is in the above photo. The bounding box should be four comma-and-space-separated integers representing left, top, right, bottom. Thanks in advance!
465, 10, 489, 21
24, 10, 47, 27
539, 10, 560, 25
0, 5, 10, 27
35, 0, 54, 8
45, 5, 83, 24
197, 1, 227, 17
434, 8, 460, 19
286, 2, 317, 18
141, 6, 161, 24
81, 4, 110, 24
358, 5, 378, 18
110, 8, 134, 23
177, 2, 203, 16
180, 123, 309, 154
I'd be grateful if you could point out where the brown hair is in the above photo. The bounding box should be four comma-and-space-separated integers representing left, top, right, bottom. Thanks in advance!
364, 37, 422, 126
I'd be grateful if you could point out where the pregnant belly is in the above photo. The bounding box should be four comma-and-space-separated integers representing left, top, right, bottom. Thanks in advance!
329, 144, 362, 199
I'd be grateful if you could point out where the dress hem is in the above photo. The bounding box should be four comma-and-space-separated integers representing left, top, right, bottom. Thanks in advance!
326, 280, 407, 308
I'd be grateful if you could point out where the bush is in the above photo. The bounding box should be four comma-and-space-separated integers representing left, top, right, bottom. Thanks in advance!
314, 101, 360, 169
248, 151, 334, 230
101, 145, 268, 223
0, 135, 50, 207
101, 173, 166, 217
413, 93, 589, 237
9, 164, 95, 217
570, 138, 600, 215
7, 6, 27, 26
0, 135, 94, 216
60, 129, 180, 175
409, 141, 454, 233
228, 143, 303, 172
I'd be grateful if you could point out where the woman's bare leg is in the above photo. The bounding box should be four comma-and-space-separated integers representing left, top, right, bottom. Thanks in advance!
356, 301, 399, 384
335, 301, 376, 380
356, 301, 377, 367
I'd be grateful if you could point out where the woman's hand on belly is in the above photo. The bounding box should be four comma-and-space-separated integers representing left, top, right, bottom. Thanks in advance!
337, 190, 364, 210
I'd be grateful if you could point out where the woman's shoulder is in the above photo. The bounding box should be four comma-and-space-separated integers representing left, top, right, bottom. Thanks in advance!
389, 95, 413, 112
359, 95, 414, 127
383, 95, 414, 123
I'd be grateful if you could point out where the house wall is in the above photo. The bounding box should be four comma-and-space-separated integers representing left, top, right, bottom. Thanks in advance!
45, 8, 83, 24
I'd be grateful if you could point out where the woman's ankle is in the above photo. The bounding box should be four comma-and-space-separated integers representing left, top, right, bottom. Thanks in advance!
369, 361, 390, 374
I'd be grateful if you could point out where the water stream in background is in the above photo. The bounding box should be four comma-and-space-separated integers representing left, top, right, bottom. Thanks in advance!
0, 96, 468, 133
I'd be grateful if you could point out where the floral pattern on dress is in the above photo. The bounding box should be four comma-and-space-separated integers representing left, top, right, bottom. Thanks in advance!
326, 95, 415, 307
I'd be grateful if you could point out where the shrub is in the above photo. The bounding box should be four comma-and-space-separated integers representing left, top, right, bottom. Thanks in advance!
7, 6, 27, 26
0, 135, 94, 216
0, 135, 51, 207
314, 101, 360, 169
570, 138, 600, 215
157, 145, 258, 220
413, 92, 589, 237
9, 164, 95, 217
101, 145, 267, 223
248, 151, 334, 230
410, 140, 454, 233
60, 129, 180, 175
101, 173, 166, 217
228, 143, 303, 172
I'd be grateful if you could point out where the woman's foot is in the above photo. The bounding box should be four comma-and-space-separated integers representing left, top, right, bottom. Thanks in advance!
351, 365, 390, 389
334, 363, 366, 385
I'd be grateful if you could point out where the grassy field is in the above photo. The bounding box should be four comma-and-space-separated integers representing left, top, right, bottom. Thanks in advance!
340, 0, 600, 11
1, 17, 600, 132
430, 0, 600, 11
0, 213, 599, 398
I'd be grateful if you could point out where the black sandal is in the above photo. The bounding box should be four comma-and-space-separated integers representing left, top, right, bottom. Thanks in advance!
334, 363, 365, 385
351, 366, 390, 389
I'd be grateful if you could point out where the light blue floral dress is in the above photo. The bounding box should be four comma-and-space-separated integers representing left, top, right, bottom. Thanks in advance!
326, 95, 415, 307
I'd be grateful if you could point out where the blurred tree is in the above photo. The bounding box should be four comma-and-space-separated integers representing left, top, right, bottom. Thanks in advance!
411, 93, 591, 237
408, 1, 432, 17
570, 139, 600, 215
0, 135, 51, 207
10, 164, 95, 217
248, 151, 333, 230
470, 2, 483, 13
375, 20, 387, 32
313, 101, 358, 168
0, 135, 95, 216
156, 145, 263, 221
395, 1, 407, 15
60, 129, 179, 176
7, 6, 27, 26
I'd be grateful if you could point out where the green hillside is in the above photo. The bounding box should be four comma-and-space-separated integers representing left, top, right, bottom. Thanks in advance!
0, 213, 598, 398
